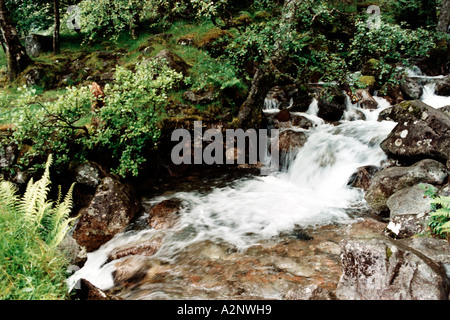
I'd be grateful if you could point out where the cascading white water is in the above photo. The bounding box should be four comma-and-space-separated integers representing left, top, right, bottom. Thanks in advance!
68, 94, 398, 292
68, 69, 449, 295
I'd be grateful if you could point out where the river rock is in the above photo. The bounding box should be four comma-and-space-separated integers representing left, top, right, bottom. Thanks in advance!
291, 114, 313, 129
356, 89, 378, 109
364, 159, 448, 213
317, 92, 346, 122
400, 78, 423, 100
384, 183, 434, 238
274, 109, 291, 122
435, 75, 450, 96
284, 284, 337, 300
76, 279, 122, 300
107, 237, 163, 262
336, 236, 449, 300
274, 130, 308, 153
379, 101, 450, 166
147, 199, 183, 230
112, 256, 153, 286
347, 165, 380, 191
73, 177, 142, 252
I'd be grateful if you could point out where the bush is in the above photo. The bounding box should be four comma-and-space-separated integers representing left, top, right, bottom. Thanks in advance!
0, 155, 75, 300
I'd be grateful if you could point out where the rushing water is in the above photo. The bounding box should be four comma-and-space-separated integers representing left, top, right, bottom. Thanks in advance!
68, 74, 449, 299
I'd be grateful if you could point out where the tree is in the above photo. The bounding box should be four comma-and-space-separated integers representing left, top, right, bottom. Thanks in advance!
438, 0, 450, 33
53, 0, 60, 53
0, 0, 33, 81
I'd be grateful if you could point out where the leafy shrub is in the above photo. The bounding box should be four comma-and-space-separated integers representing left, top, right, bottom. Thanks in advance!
0, 155, 75, 299
90, 58, 183, 177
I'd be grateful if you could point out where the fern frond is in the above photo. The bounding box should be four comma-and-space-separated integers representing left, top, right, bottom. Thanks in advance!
0, 181, 19, 213
47, 183, 76, 248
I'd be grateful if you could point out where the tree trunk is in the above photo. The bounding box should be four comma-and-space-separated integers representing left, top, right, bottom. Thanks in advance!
237, 67, 275, 129
438, 0, 450, 33
0, 0, 33, 81
237, 0, 299, 128
53, 0, 60, 54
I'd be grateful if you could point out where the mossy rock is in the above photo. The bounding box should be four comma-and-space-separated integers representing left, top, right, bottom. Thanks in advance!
358, 75, 376, 88
233, 13, 253, 26
361, 58, 380, 77
197, 29, 233, 58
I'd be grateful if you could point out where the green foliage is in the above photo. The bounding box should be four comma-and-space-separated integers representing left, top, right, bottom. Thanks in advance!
0, 155, 75, 299
7, 58, 183, 177
10, 85, 92, 171
6, 0, 53, 36
90, 58, 183, 177
188, 51, 247, 95
429, 195, 450, 238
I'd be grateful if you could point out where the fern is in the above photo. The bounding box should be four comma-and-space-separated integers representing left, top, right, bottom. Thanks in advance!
429, 195, 450, 237
1, 154, 76, 248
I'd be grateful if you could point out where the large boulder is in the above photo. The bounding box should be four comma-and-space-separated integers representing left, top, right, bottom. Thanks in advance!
379, 101, 450, 167
273, 129, 308, 154
435, 75, 450, 96
73, 177, 142, 252
384, 183, 434, 238
24, 34, 53, 57
317, 92, 346, 122
364, 159, 448, 213
147, 199, 183, 230
400, 78, 423, 100
336, 236, 449, 300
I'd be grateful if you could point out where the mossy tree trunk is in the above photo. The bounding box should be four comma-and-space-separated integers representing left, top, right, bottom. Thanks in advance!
53, 0, 60, 54
438, 0, 450, 33
0, 0, 33, 81
237, 0, 300, 128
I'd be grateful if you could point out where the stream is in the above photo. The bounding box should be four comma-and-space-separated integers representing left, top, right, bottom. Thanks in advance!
68, 73, 450, 300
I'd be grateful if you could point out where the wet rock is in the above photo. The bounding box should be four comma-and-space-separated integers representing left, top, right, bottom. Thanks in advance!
336, 236, 449, 300
74, 162, 102, 188
76, 279, 122, 300
347, 165, 380, 191
284, 284, 337, 300
58, 233, 87, 266
364, 159, 448, 213
274, 109, 291, 122
290, 114, 313, 129
379, 101, 450, 166
107, 237, 163, 262
400, 78, 423, 100
73, 177, 142, 252
274, 130, 308, 153
154, 49, 191, 76
435, 75, 450, 96
384, 184, 434, 239
113, 256, 153, 286
147, 199, 183, 230
317, 92, 346, 122
356, 89, 378, 109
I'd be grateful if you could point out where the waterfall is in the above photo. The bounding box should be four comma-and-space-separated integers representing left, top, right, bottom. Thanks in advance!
68, 69, 448, 297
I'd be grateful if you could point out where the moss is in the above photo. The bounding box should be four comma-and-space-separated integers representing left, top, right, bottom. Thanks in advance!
386, 246, 393, 260
358, 75, 376, 87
